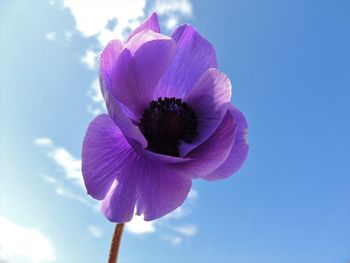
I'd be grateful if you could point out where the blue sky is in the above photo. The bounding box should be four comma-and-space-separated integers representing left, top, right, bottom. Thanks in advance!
1, 0, 349, 262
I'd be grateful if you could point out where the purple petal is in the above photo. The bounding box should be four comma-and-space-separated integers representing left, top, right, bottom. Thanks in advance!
139, 149, 191, 164
202, 105, 249, 180
102, 151, 191, 222
109, 31, 176, 118
135, 160, 192, 221
101, 160, 139, 222
154, 24, 217, 99
100, 40, 147, 148
126, 13, 160, 42
125, 29, 173, 55
83, 115, 192, 222
101, 32, 176, 147
99, 39, 124, 90
167, 110, 237, 179
82, 114, 135, 200
180, 68, 231, 156
125, 31, 176, 115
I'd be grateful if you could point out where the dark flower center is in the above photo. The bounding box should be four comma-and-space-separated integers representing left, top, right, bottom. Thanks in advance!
139, 97, 198, 157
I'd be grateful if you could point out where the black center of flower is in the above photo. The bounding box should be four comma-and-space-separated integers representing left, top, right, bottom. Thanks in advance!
139, 97, 198, 157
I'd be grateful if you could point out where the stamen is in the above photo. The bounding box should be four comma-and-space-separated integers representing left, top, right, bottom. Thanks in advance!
139, 97, 198, 157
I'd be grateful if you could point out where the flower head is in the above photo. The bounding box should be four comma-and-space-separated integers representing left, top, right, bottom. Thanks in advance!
82, 13, 249, 222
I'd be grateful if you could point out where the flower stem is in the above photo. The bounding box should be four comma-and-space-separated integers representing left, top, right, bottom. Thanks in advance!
108, 223, 125, 263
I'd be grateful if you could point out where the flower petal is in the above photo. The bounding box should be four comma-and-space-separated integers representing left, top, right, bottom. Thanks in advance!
100, 31, 176, 148
179, 68, 231, 156
202, 105, 249, 180
154, 24, 218, 99
111, 30, 176, 117
125, 29, 173, 55
101, 151, 192, 222
82, 114, 135, 200
99, 39, 124, 89
126, 12, 160, 42
100, 69, 148, 148
139, 149, 190, 164
101, 157, 139, 223
168, 110, 237, 179
99, 40, 148, 148
135, 160, 192, 221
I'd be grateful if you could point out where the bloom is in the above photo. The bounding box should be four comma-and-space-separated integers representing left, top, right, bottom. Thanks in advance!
82, 13, 248, 222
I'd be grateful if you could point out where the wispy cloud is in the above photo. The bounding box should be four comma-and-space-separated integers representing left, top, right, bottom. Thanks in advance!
35, 137, 53, 147
173, 224, 197, 237
35, 137, 83, 188
87, 225, 104, 238
87, 78, 105, 116
35, 138, 99, 211
188, 188, 199, 202
61, 0, 146, 75
162, 235, 182, 245
87, 78, 104, 104
0, 216, 55, 263
126, 215, 156, 234
154, 0, 193, 16
45, 31, 56, 41
153, 0, 193, 29
63, 0, 146, 46
80, 49, 99, 70
62, 0, 193, 44
160, 224, 197, 245
41, 175, 98, 211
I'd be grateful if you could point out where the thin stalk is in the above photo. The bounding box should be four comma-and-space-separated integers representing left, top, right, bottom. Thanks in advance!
108, 223, 125, 263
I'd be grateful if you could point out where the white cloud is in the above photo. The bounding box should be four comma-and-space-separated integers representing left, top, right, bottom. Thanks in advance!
165, 16, 178, 29
40, 175, 98, 211
49, 0, 57, 6
36, 139, 96, 209
55, 185, 90, 207
88, 78, 103, 103
87, 78, 105, 116
173, 225, 197, 237
126, 215, 156, 234
80, 49, 98, 70
164, 206, 187, 219
41, 175, 58, 184
160, 224, 197, 246
50, 147, 82, 186
64, 31, 73, 41
34, 137, 53, 147
154, 0, 193, 16
35, 138, 83, 188
188, 188, 199, 201
87, 104, 103, 116
45, 31, 56, 41
162, 235, 182, 245
63, 0, 193, 45
87, 225, 104, 238
63, 0, 146, 45
63, 0, 147, 77
153, 0, 193, 30
0, 216, 55, 263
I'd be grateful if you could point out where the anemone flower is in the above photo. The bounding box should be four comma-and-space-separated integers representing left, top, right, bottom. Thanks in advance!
82, 12, 248, 225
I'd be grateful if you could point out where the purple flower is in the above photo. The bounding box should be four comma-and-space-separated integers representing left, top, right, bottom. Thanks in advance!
82, 13, 249, 222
